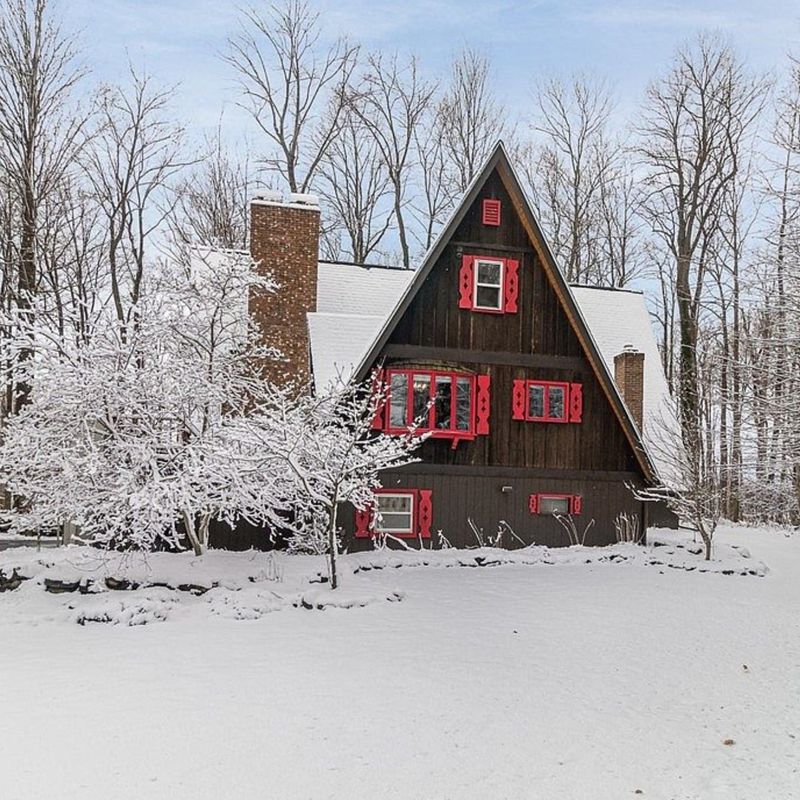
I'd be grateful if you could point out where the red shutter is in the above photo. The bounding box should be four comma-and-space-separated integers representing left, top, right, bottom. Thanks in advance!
458, 255, 474, 309
370, 369, 386, 430
354, 506, 372, 537
418, 489, 432, 538
476, 374, 491, 435
570, 495, 582, 515
569, 383, 583, 423
528, 494, 539, 514
504, 258, 519, 313
512, 379, 527, 420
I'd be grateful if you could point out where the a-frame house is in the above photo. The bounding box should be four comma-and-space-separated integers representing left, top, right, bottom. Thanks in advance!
247, 142, 675, 550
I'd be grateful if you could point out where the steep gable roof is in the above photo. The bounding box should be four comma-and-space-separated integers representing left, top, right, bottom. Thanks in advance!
348, 141, 658, 482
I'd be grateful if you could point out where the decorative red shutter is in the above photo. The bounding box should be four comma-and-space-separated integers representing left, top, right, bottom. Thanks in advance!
418, 490, 433, 538
476, 374, 491, 435
482, 198, 501, 226
370, 369, 386, 430
504, 259, 519, 313
528, 494, 539, 514
354, 506, 372, 537
512, 379, 527, 421
458, 255, 475, 309
569, 383, 583, 423
570, 495, 582, 515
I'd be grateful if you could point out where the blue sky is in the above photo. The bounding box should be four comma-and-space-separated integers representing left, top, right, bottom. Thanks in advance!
69, 0, 800, 142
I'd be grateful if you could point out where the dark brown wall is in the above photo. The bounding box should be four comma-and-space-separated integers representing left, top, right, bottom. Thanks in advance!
342, 467, 646, 551
382, 168, 638, 475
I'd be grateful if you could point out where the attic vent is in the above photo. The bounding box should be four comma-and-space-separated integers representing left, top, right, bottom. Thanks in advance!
482, 198, 501, 227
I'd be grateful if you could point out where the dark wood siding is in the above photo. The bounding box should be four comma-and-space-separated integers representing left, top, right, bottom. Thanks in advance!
342, 468, 647, 551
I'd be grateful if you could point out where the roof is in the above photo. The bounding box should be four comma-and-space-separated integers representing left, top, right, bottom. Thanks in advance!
571, 286, 681, 484
307, 143, 676, 484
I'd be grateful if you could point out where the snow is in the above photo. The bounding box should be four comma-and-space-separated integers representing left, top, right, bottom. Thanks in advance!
315, 261, 414, 316
1, 525, 798, 799
571, 285, 682, 483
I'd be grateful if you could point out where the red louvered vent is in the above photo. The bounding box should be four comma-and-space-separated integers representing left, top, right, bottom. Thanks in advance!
504, 258, 519, 313
482, 198, 501, 227
418, 490, 433, 538
476, 374, 491, 435
512, 379, 527, 421
569, 383, 583, 423
458, 255, 475, 309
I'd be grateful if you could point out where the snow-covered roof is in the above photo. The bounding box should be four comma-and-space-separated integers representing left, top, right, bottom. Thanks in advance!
309, 262, 415, 394
316, 261, 414, 315
571, 285, 680, 484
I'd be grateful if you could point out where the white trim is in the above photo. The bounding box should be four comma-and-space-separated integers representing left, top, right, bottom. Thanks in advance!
473, 257, 504, 311
374, 492, 415, 535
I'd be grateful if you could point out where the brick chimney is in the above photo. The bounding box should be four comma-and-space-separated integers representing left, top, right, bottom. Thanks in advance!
614, 344, 645, 433
249, 191, 320, 388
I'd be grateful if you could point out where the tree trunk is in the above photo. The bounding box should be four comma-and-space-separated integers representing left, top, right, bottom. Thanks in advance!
327, 508, 339, 590
183, 509, 203, 556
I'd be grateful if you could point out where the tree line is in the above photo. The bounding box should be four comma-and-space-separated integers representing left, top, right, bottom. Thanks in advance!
0, 0, 798, 533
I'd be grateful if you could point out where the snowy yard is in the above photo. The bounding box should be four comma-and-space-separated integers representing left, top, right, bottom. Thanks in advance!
1, 526, 798, 800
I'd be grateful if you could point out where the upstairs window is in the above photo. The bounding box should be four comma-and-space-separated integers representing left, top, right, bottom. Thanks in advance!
512, 380, 583, 424
458, 255, 519, 314
387, 369, 474, 437
377, 368, 492, 439
474, 259, 504, 311
527, 381, 568, 423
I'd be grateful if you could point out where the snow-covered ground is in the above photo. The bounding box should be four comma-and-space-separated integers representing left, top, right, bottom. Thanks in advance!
1, 525, 798, 799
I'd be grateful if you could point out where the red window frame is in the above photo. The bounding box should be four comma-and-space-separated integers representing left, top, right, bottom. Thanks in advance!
525, 380, 570, 423
529, 493, 582, 516
384, 368, 477, 440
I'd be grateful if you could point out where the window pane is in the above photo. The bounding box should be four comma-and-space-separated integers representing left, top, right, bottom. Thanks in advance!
375, 494, 414, 533
456, 377, 472, 431
412, 374, 430, 426
476, 260, 501, 286
435, 375, 452, 429
539, 496, 569, 515
548, 386, 565, 420
476, 285, 501, 309
528, 384, 545, 418
389, 374, 408, 428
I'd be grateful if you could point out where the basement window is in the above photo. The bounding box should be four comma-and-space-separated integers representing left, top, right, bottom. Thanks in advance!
473, 258, 504, 311
374, 492, 415, 536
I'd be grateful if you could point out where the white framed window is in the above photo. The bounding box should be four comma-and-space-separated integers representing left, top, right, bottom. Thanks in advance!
374, 492, 415, 535
473, 258, 504, 311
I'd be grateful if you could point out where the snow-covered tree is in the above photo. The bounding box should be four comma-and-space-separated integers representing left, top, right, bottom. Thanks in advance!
0, 250, 279, 554
229, 376, 424, 589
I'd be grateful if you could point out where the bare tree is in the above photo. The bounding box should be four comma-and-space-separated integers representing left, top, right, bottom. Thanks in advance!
348, 53, 436, 268
0, 0, 87, 409
637, 34, 766, 467
170, 126, 254, 251
527, 74, 614, 283
317, 108, 393, 263
83, 66, 187, 331
438, 48, 506, 194
225, 0, 357, 193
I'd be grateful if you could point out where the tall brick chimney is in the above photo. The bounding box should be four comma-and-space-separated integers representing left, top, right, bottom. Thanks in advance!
249, 191, 320, 388
614, 344, 645, 433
